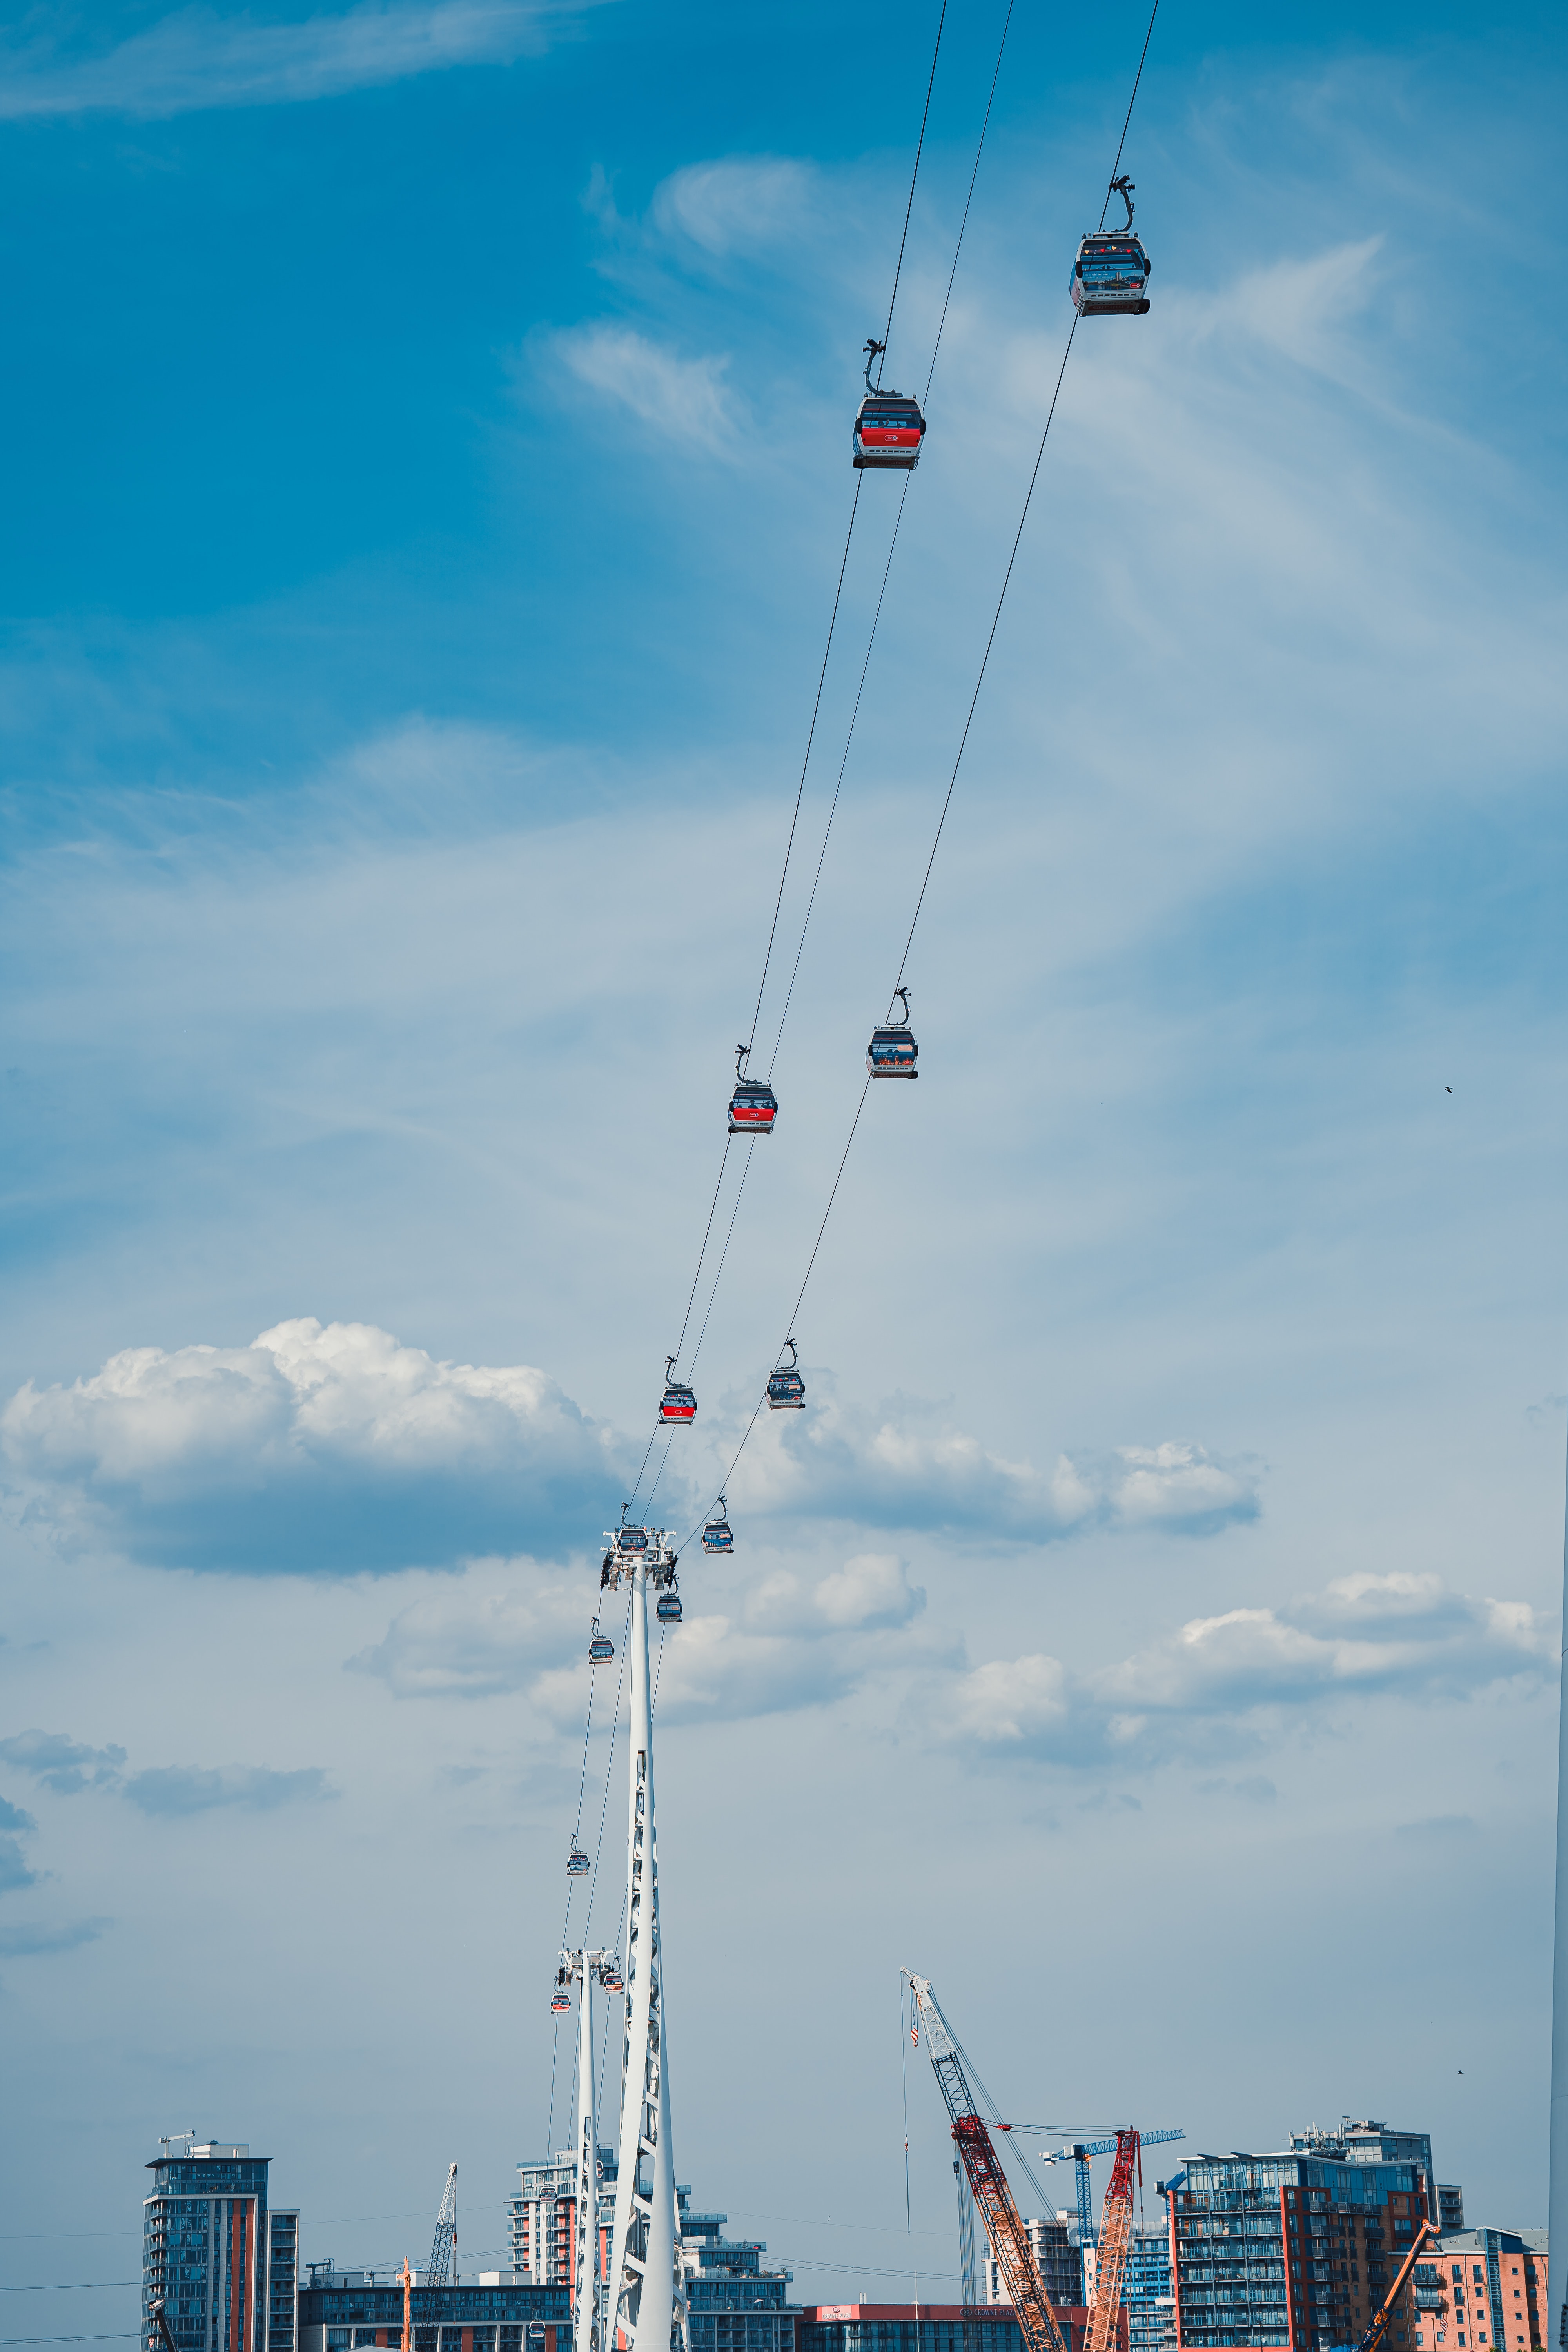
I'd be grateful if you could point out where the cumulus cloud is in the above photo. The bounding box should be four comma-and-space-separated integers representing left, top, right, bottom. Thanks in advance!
728, 1392, 1259, 1541
548, 326, 740, 453
354, 1548, 926, 1722
936, 1570, 1553, 1768
1, 1318, 628, 1573
0, 1836, 38, 1894
0, 1, 592, 121
123, 1765, 334, 1816
0, 1731, 127, 1793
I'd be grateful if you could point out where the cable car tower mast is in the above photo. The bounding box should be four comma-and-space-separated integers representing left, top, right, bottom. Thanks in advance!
563, 1949, 617, 2352
604, 1529, 689, 2352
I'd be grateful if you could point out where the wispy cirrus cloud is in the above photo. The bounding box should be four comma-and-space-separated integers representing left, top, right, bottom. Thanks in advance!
123, 1765, 334, 1815
937, 1571, 1553, 1769
1, 1318, 628, 1573
0, 0, 595, 122
0, 1918, 109, 1956
546, 324, 741, 453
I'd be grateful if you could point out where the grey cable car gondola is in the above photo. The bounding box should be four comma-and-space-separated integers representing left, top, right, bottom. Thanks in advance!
701, 1497, 735, 1554
550, 1989, 571, 2014
615, 1510, 648, 1559
1071, 175, 1151, 316
659, 1354, 697, 1425
868, 985, 919, 1078
567, 1842, 590, 1877
656, 1588, 684, 1624
588, 1618, 615, 1664
767, 1336, 806, 1410
853, 338, 926, 471
602, 1962, 625, 1993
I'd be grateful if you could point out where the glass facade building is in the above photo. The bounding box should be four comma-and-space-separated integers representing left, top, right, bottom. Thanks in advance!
296, 2271, 571, 2352
682, 2202, 802, 2352
142, 2143, 297, 2352
1169, 2152, 1426, 2352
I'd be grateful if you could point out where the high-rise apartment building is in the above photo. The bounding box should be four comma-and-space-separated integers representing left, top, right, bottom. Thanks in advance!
1168, 2147, 1428, 2349
143, 2142, 297, 2352
986, 2220, 1082, 2311
1288, 2125, 1463, 2234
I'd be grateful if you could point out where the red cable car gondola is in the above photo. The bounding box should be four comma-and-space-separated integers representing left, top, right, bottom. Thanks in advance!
728, 1043, 777, 1136
659, 1354, 697, 1424
853, 338, 926, 472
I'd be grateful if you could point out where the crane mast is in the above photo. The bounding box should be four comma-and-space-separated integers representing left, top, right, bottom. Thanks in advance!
1085, 2134, 1138, 2352
427, 2164, 458, 2290
905, 1974, 1069, 2352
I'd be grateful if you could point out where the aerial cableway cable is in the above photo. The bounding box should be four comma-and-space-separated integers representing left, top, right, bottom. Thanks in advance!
681, 0, 1163, 1548
763, 0, 1017, 1085
619, 0, 959, 1518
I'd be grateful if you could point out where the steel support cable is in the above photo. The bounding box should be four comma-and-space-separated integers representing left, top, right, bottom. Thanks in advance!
679, 1, 1162, 1541
889, 307, 1078, 1001
924, 0, 1015, 408
878, 0, 951, 377
668, 1132, 733, 1369
625, 0, 960, 1515
583, 1580, 634, 1941
889, 0, 1159, 1000
685, 1142, 756, 1381
678, 1074, 874, 1549
763, 476, 911, 1084
764, 0, 1015, 1086
743, 471, 865, 1060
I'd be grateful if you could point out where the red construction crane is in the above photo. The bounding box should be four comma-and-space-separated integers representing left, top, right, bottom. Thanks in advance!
1085, 2133, 1140, 2352
904, 1972, 1068, 2352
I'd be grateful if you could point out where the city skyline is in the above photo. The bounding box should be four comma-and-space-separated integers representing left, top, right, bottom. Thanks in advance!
1, 0, 1563, 2337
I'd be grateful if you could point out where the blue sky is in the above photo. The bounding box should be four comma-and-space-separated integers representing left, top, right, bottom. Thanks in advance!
1, 0, 1566, 2332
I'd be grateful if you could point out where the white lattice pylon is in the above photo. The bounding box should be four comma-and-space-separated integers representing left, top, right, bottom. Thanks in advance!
563, 1950, 614, 2352
606, 1555, 689, 2352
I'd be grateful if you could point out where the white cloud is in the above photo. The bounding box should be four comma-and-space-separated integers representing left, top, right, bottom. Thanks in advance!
0, 1319, 627, 1572
354, 1548, 926, 1721
650, 156, 819, 258
122, 1764, 334, 1815
727, 1396, 1259, 1540
0, 1, 590, 120
938, 1571, 1554, 1767
549, 325, 740, 452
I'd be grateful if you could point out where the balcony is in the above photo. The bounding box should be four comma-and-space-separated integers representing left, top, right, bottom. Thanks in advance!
1415, 2296, 1445, 2314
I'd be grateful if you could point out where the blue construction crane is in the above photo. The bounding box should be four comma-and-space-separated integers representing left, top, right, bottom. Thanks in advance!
1041, 2130, 1184, 2247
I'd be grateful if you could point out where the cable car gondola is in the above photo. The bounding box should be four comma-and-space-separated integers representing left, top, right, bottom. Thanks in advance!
550, 1990, 571, 2014
659, 1354, 697, 1425
767, 1336, 806, 1410
588, 1619, 615, 1665
567, 1842, 590, 1877
867, 985, 919, 1078
728, 1042, 778, 1136
1071, 175, 1151, 316
602, 1962, 625, 1993
615, 1509, 648, 1560
656, 1588, 684, 1624
853, 338, 926, 472
701, 1497, 734, 1554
